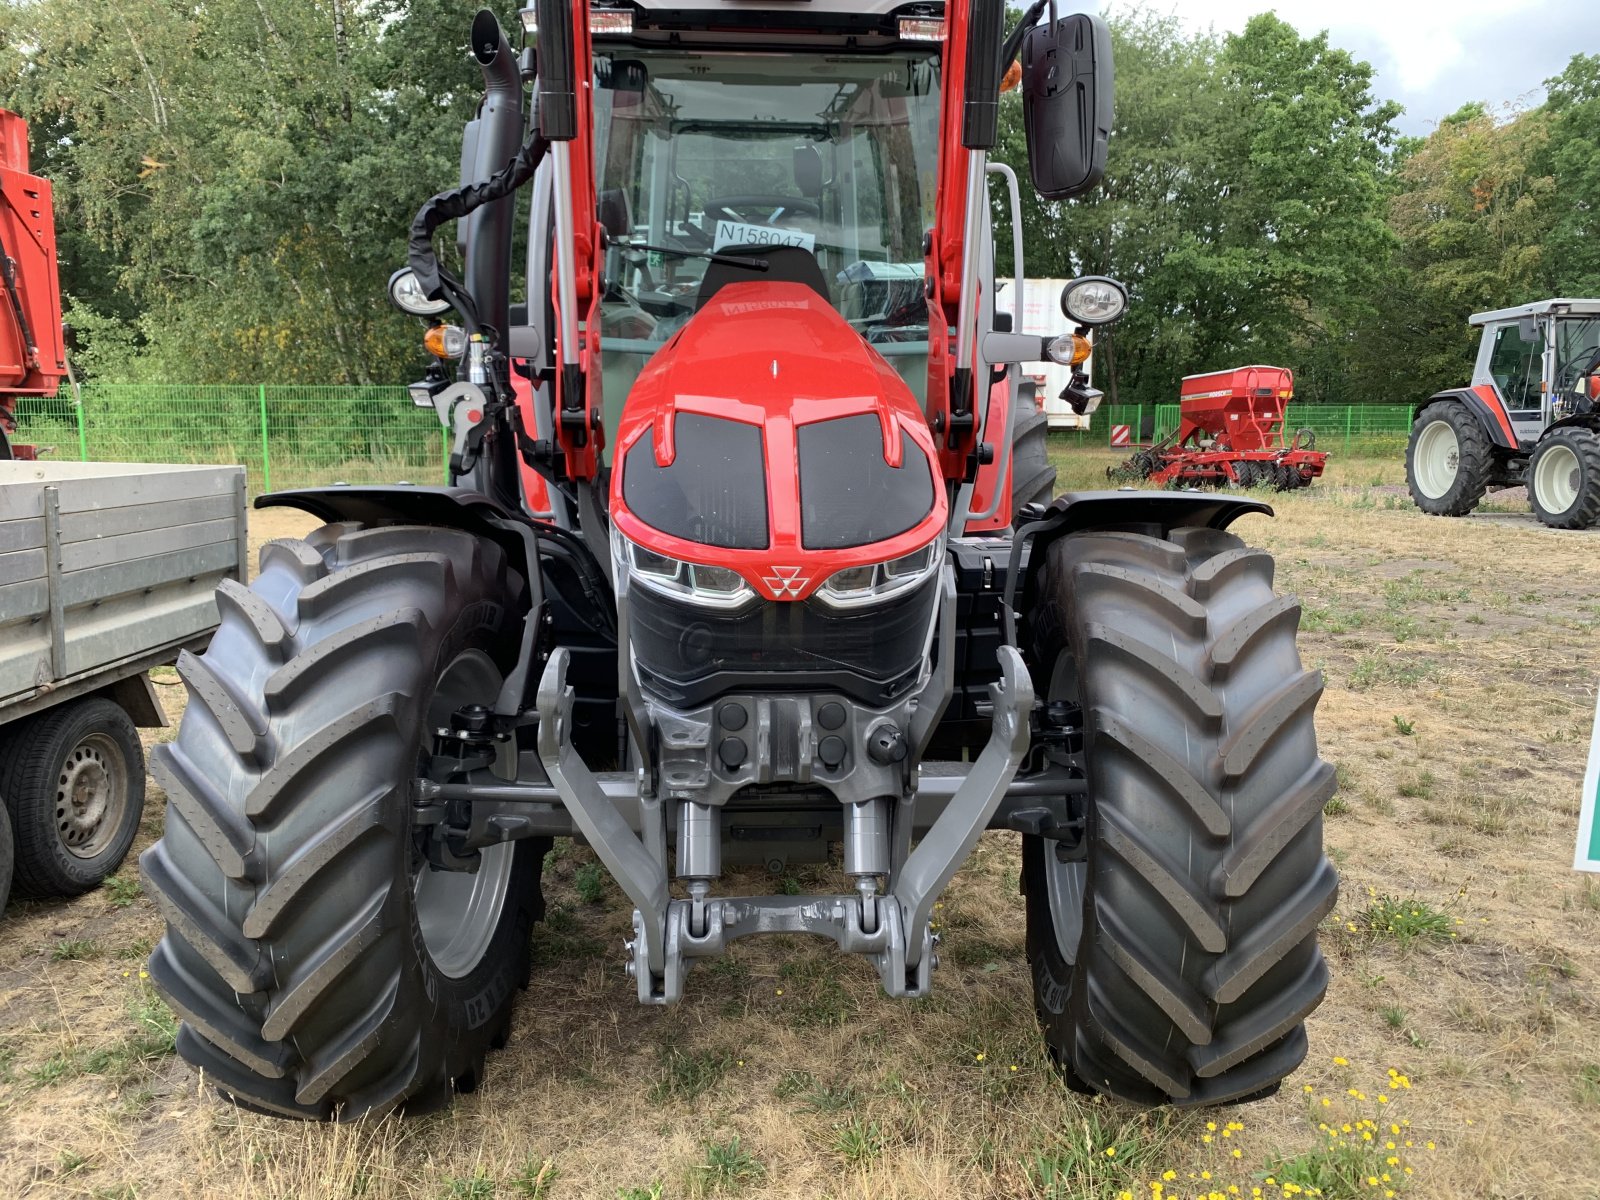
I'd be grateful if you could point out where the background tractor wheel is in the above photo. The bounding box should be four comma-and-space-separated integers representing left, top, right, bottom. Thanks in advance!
1528, 428, 1600, 529
1406, 401, 1492, 516
141, 524, 548, 1120
1011, 381, 1058, 521
0, 698, 145, 897
1023, 526, 1336, 1106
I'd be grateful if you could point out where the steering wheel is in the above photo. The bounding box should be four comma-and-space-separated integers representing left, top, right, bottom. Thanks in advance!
703, 195, 821, 229
1557, 346, 1600, 392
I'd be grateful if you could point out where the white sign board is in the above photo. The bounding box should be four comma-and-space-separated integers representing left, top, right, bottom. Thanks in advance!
712, 220, 816, 254
995, 279, 1092, 431
1577, 687, 1600, 873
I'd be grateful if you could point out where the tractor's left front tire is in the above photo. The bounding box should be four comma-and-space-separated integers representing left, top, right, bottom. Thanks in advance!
141, 524, 547, 1120
1023, 526, 1337, 1107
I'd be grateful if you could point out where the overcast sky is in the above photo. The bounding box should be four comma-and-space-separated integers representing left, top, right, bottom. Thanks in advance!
1067, 0, 1599, 135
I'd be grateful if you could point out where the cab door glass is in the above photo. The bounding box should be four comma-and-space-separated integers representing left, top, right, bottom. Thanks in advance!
1487, 324, 1542, 413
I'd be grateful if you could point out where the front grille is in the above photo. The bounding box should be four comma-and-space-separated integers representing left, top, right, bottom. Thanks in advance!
626, 573, 939, 708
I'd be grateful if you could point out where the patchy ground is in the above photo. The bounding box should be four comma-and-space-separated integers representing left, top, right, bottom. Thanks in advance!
1, 454, 1597, 1200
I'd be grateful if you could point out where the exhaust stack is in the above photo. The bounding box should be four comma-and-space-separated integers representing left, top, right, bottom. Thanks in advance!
463, 10, 522, 341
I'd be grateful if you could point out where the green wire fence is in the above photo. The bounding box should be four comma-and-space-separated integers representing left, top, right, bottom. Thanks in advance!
12, 385, 448, 493
10, 388, 1416, 494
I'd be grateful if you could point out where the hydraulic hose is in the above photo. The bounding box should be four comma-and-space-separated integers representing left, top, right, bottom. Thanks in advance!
408, 128, 550, 340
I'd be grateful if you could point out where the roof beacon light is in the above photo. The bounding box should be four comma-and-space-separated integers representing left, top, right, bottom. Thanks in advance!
898, 17, 945, 42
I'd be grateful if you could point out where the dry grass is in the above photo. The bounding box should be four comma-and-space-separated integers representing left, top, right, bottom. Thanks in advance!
3, 454, 1599, 1198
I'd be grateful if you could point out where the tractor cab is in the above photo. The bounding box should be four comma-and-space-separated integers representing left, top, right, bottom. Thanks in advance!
588, 43, 945, 424
1408, 297, 1600, 528
1471, 298, 1600, 438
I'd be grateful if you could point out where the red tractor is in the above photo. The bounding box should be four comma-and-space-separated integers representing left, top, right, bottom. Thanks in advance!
142, 2, 1335, 1120
0, 109, 67, 461
1112, 365, 1327, 490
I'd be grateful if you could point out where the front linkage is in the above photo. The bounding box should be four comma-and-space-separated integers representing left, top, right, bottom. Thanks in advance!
536, 643, 1033, 1003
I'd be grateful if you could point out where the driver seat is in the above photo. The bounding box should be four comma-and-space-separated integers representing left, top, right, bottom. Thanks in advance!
695, 246, 832, 312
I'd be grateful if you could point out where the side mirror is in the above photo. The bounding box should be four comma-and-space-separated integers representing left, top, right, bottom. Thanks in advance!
1021, 12, 1113, 200
1518, 316, 1541, 344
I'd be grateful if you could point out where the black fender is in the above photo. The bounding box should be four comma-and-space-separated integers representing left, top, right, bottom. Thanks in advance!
258, 486, 548, 714
257, 487, 618, 735
1002, 490, 1274, 645
1415, 388, 1518, 452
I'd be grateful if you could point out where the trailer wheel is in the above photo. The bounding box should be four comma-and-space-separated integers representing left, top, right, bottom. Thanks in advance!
1011, 381, 1058, 520
0, 698, 145, 898
140, 525, 547, 1120
1528, 428, 1600, 529
1406, 401, 1492, 516
1231, 462, 1262, 489
1023, 527, 1336, 1106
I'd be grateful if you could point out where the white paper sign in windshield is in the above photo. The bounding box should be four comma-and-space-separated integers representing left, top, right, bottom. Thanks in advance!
712, 220, 817, 254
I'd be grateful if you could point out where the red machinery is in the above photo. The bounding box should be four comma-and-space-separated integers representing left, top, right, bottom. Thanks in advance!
1112, 364, 1327, 490
0, 109, 67, 461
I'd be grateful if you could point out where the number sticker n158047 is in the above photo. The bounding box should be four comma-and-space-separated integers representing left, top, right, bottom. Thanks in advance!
712, 220, 817, 254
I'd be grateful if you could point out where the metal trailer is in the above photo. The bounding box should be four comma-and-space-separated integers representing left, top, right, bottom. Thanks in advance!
0, 461, 247, 909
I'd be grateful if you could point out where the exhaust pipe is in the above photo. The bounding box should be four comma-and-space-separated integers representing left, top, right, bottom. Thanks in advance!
463, 9, 522, 340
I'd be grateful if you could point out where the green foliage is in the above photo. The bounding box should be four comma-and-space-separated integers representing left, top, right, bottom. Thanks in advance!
1357, 895, 1455, 948
647, 1045, 736, 1104
691, 1137, 764, 1195
573, 861, 606, 905
0, 2, 1591, 410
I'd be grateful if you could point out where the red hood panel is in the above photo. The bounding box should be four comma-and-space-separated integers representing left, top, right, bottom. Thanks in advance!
610, 282, 946, 600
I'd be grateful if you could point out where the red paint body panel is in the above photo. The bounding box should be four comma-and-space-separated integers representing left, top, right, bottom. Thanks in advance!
0, 111, 65, 391
1471, 384, 1517, 444
610, 283, 946, 601
926, 4, 974, 478
1176, 365, 1296, 451
551, 5, 604, 480
963, 372, 1014, 532
509, 365, 557, 519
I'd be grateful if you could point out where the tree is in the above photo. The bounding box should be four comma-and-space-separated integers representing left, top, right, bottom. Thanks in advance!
0, 0, 514, 385
993, 10, 1398, 407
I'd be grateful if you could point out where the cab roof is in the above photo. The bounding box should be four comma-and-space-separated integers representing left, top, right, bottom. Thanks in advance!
1470, 298, 1600, 325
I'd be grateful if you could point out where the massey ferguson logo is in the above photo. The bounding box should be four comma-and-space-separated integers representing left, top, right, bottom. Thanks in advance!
762, 566, 810, 598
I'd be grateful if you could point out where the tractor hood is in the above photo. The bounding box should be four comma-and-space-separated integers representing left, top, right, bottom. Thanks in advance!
609, 281, 946, 602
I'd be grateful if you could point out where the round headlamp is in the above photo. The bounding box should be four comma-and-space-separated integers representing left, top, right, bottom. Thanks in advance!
388, 267, 451, 317
1060, 276, 1128, 327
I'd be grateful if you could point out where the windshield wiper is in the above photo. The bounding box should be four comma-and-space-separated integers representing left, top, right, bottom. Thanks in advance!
616, 241, 769, 271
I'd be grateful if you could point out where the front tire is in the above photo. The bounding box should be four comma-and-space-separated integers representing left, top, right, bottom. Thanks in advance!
1528, 428, 1600, 529
1023, 527, 1337, 1106
1406, 401, 1493, 516
141, 524, 546, 1119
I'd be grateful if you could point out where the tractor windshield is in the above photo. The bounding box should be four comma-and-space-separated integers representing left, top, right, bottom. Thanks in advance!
591, 47, 943, 422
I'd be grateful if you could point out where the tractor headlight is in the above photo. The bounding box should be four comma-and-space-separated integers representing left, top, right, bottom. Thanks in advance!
612, 531, 757, 611
816, 542, 941, 610
1061, 276, 1128, 327
388, 267, 451, 317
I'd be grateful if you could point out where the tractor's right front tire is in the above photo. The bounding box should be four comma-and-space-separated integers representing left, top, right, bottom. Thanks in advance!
1406, 401, 1493, 516
141, 525, 546, 1120
1528, 428, 1600, 529
1023, 527, 1337, 1106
